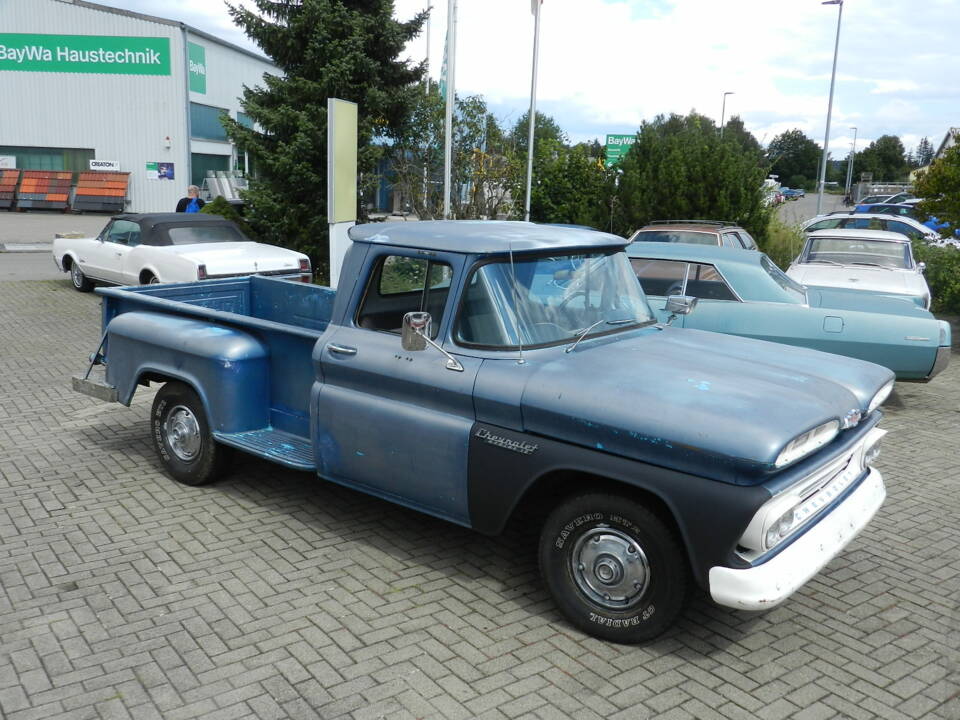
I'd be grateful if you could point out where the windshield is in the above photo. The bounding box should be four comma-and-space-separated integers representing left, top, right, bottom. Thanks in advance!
455, 251, 654, 349
166, 225, 248, 245
633, 230, 717, 245
805, 237, 911, 269
760, 256, 806, 302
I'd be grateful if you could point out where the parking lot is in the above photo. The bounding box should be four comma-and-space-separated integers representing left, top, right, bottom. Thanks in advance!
0, 270, 957, 720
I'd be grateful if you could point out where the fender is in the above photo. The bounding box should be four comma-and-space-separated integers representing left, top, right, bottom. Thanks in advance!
467, 422, 772, 589
104, 311, 270, 433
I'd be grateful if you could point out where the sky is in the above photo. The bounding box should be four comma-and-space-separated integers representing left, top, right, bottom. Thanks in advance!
99, 0, 959, 158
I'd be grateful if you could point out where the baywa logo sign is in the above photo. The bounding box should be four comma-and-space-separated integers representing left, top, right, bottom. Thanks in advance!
0, 33, 170, 76
188, 42, 206, 94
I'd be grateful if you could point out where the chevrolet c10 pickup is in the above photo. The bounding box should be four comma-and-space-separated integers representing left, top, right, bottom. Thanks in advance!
74, 221, 894, 643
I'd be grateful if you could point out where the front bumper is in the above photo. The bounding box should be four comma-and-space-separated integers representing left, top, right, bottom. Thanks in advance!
708, 468, 885, 611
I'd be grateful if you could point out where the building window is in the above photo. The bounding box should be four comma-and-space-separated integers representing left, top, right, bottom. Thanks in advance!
0, 146, 94, 171
190, 103, 229, 142
237, 112, 254, 129
191, 152, 230, 187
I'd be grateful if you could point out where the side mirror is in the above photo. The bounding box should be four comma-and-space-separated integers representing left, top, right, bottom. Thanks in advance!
665, 295, 698, 316
401, 311, 431, 351
917, 261, 926, 273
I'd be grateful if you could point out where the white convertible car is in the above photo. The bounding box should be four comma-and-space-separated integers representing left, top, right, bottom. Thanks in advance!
53, 213, 311, 291
787, 228, 932, 309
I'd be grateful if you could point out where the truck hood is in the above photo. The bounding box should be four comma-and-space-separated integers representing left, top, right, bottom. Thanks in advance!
520, 327, 893, 482
163, 242, 307, 275
788, 263, 925, 297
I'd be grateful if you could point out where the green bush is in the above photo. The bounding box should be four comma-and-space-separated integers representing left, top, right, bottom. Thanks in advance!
760, 215, 805, 270
200, 196, 256, 239
913, 242, 960, 315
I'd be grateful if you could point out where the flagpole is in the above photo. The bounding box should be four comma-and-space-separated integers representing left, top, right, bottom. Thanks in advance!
442, 0, 457, 219
524, 0, 542, 223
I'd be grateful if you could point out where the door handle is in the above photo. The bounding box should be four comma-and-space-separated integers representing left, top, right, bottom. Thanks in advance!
327, 344, 357, 356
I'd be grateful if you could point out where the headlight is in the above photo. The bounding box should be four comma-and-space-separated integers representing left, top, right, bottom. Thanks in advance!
775, 420, 839, 468
867, 381, 894, 414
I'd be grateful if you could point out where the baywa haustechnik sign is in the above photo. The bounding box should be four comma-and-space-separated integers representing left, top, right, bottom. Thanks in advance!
0, 33, 171, 75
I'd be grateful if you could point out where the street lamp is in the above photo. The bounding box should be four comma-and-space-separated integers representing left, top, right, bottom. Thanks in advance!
816, 0, 843, 216
844, 126, 858, 199
720, 91, 734, 138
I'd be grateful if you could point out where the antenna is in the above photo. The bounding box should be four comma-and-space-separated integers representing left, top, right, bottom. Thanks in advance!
508, 236, 525, 365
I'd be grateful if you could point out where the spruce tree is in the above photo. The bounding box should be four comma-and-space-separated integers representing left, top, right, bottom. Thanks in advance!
223, 0, 426, 281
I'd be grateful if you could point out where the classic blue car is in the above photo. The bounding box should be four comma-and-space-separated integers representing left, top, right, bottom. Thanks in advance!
73, 221, 895, 644
781, 188, 805, 200
626, 242, 951, 381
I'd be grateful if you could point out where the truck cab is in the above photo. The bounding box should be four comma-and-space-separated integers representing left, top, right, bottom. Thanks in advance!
77, 221, 894, 643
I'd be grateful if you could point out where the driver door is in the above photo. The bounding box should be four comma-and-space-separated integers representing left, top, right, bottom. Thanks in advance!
98, 219, 140, 284
314, 250, 480, 525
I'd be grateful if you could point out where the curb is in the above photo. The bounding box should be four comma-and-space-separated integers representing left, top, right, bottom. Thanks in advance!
0, 243, 53, 253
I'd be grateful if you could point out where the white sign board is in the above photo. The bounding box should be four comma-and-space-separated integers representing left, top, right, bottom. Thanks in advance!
0, 156, 16, 169
89, 159, 120, 171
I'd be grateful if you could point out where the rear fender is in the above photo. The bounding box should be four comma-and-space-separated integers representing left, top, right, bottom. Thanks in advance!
104, 311, 270, 432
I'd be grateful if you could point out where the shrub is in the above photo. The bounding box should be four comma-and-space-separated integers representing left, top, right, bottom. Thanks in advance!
200, 196, 256, 239
760, 215, 805, 270
913, 242, 960, 315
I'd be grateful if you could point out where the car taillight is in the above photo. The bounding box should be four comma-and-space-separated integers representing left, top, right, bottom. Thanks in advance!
299, 258, 310, 272
197, 264, 208, 280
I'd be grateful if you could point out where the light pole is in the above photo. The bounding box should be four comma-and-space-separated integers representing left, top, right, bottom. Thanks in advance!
844, 126, 858, 199
816, 0, 843, 216
720, 91, 734, 138
524, 0, 543, 222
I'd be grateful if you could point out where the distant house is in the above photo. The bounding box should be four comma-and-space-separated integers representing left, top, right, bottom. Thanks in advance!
909, 127, 958, 181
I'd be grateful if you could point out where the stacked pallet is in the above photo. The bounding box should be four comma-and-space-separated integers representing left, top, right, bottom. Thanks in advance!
17, 170, 72, 210
0, 169, 20, 210
73, 171, 130, 212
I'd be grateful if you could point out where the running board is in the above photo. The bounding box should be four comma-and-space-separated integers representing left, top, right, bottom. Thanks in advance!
71, 376, 119, 403
214, 428, 315, 471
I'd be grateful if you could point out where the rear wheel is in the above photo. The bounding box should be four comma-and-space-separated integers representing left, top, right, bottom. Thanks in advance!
539, 493, 688, 643
151, 382, 229, 486
70, 262, 93, 292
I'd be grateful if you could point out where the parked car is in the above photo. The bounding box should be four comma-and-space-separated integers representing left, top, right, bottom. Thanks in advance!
53, 213, 311, 292
628, 221, 759, 250
73, 220, 893, 643
856, 194, 895, 207
781, 188, 805, 200
855, 203, 920, 220
852, 204, 960, 244
626, 242, 950, 381
803, 212, 941, 244
787, 229, 932, 309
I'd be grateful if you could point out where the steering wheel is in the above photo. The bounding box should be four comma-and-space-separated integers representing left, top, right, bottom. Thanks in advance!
665, 281, 684, 296
558, 290, 588, 313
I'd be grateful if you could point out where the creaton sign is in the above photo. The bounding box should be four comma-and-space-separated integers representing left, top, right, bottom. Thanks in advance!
0, 33, 171, 75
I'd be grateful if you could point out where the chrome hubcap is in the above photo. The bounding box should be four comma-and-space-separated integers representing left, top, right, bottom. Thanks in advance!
72, 265, 82, 285
164, 405, 201, 461
572, 525, 650, 610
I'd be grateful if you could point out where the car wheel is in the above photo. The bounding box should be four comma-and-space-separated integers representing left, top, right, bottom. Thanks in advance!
142, 273, 161, 285
539, 493, 688, 643
151, 382, 230, 486
70, 262, 94, 292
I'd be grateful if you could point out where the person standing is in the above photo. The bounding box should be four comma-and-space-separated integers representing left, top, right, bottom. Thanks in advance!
176, 185, 205, 213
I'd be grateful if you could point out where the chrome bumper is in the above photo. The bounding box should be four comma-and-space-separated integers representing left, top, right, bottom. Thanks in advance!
924, 345, 952, 382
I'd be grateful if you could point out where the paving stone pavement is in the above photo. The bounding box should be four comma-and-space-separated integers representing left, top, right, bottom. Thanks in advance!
1, 276, 957, 720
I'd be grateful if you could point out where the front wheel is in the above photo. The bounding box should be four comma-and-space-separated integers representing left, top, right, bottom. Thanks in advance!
70, 262, 93, 292
539, 493, 688, 643
151, 382, 229, 486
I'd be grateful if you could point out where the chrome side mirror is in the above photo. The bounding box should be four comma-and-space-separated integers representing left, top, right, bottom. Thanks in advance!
917, 261, 926, 273
401, 311, 431, 351
665, 295, 698, 316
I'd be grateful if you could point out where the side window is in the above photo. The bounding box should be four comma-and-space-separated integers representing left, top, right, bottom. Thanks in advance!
738, 231, 758, 250
721, 233, 740, 248
887, 221, 920, 240
685, 263, 738, 301
106, 220, 139, 245
629, 258, 687, 296
357, 255, 452, 338
808, 219, 843, 231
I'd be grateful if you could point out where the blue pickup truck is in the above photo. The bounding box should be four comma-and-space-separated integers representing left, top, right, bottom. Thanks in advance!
74, 221, 894, 643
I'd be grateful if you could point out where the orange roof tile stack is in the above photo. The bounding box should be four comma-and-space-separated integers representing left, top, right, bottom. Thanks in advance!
17, 170, 72, 210
73, 171, 130, 212
0, 169, 20, 210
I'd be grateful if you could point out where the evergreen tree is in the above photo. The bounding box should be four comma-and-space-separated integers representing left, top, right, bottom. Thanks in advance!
223, 0, 427, 280
916, 136, 935, 167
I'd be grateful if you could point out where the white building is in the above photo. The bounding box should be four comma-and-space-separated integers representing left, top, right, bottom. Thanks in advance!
1, 0, 275, 211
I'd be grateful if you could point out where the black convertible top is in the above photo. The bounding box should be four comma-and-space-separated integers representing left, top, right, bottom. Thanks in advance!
109, 213, 247, 247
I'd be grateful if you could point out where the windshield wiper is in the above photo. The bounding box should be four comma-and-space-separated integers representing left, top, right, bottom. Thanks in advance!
848, 262, 894, 270
808, 259, 843, 266
565, 318, 646, 353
